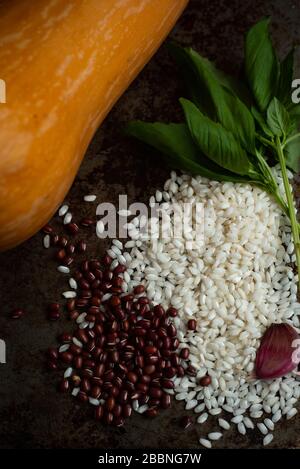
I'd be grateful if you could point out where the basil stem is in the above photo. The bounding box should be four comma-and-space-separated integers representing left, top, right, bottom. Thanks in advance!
285, 132, 300, 146
276, 136, 300, 289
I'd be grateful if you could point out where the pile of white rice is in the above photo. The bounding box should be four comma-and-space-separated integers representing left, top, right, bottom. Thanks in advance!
111, 167, 300, 447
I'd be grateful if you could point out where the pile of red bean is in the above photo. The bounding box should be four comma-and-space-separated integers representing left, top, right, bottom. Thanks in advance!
46, 254, 191, 427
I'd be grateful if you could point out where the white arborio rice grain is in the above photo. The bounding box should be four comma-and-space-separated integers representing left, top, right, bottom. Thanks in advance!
96, 220, 105, 237
72, 337, 83, 348
58, 344, 69, 353
286, 408, 298, 420
218, 418, 230, 430
237, 423, 246, 435
43, 235, 50, 249
137, 405, 149, 414
115, 167, 300, 447
257, 423, 268, 435
62, 291, 76, 299
58, 204, 69, 217
199, 438, 212, 449
84, 195, 97, 202
57, 265, 70, 274
69, 278, 77, 290
264, 418, 275, 431
63, 212, 72, 224
263, 434, 274, 446
197, 413, 208, 424
89, 398, 100, 406
64, 367, 73, 378
208, 432, 222, 441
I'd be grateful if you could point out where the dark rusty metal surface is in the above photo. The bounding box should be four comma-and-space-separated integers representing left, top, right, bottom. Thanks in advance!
0, 0, 300, 449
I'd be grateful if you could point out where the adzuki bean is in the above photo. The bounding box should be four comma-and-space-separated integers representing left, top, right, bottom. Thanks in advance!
46, 247, 190, 428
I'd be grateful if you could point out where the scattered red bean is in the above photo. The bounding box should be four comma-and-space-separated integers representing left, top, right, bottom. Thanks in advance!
59, 379, 69, 393
180, 348, 190, 359
46, 232, 191, 428
94, 405, 104, 420
63, 256, 74, 266
58, 236, 68, 248
145, 407, 158, 418
77, 240, 87, 252
58, 333, 72, 343
47, 303, 61, 320
160, 393, 171, 409
186, 365, 197, 377
80, 217, 95, 227
180, 416, 193, 429
77, 391, 88, 403
47, 360, 58, 370
106, 396, 115, 411
122, 404, 132, 418
114, 416, 125, 427
167, 307, 178, 317
67, 244, 76, 255
105, 411, 114, 425
48, 310, 60, 321
187, 319, 197, 330
42, 224, 53, 234
60, 352, 73, 364
110, 296, 121, 307
102, 254, 112, 266
51, 234, 59, 246
47, 347, 58, 360
48, 303, 60, 312
199, 374, 212, 387
66, 298, 76, 312
153, 305, 165, 317
67, 223, 79, 235
134, 285, 145, 295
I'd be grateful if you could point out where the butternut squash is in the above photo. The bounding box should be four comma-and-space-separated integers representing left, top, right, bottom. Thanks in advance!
0, 0, 188, 251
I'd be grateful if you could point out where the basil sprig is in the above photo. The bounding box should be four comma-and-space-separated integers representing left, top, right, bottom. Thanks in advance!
125, 18, 300, 288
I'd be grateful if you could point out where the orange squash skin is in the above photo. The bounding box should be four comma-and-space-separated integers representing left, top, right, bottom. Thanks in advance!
0, 0, 188, 251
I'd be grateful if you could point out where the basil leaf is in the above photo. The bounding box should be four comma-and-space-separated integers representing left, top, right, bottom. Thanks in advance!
170, 46, 255, 152
289, 103, 300, 124
267, 97, 290, 136
167, 43, 216, 119
124, 121, 251, 182
168, 42, 253, 107
125, 121, 199, 162
180, 98, 254, 176
217, 87, 256, 154
284, 135, 300, 172
168, 42, 216, 120
245, 17, 279, 111
277, 48, 294, 105
251, 106, 274, 137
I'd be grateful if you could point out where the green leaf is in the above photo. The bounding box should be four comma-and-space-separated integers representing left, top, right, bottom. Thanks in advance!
289, 103, 300, 123
168, 42, 253, 107
125, 121, 198, 162
180, 98, 254, 176
245, 17, 279, 111
124, 121, 251, 182
267, 97, 291, 136
217, 87, 256, 154
169, 45, 256, 152
167, 43, 216, 119
277, 48, 294, 105
284, 135, 300, 172
251, 106, 274, 137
